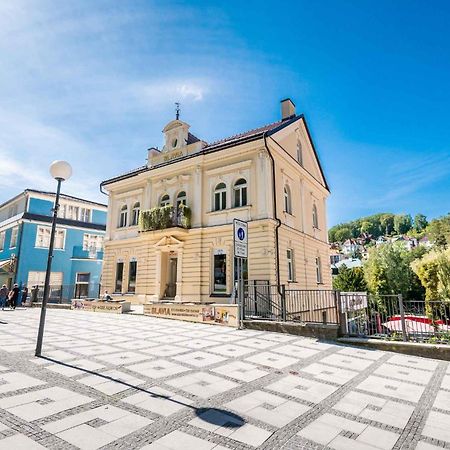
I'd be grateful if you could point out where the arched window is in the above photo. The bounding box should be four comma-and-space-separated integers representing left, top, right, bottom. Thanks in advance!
160, 194, 170, 207
214, 183, 227, 211
176, 191, 187, 209
312, 204, 318, 228
118, 205, 128, 228
131, 202, 140, 226
233, 178, 247, 208
296, 139, 303, 166
284, 186, 292, 214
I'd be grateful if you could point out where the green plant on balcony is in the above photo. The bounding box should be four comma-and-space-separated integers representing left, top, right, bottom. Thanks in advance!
139, 204, 191, 231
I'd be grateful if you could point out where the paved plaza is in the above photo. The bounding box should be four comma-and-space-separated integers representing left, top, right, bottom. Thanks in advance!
0, 309, 449, 449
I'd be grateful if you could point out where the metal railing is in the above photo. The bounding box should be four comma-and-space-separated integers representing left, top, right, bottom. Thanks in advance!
340, 293, 450, 343
27, 283, 102, 305
243, 281, 339, 324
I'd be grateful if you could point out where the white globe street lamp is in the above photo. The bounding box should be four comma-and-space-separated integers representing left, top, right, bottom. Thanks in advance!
35, 161, 72, 357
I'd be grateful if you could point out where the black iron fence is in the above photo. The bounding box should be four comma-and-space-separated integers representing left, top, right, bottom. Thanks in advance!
340, 293, 450, 343
27, 284, 102, 305
243, 281, 339, 325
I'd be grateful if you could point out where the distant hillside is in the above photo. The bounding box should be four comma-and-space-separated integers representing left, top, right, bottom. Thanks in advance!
329, 213, 423, 243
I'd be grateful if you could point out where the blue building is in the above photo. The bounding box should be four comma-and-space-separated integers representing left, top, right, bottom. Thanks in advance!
0, 189, 107, 302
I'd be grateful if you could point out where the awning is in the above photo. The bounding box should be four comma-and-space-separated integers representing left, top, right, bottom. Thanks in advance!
0, 260, 12, 274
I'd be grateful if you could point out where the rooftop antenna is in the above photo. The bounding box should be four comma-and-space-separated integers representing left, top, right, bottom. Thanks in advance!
175, 102, 180, 120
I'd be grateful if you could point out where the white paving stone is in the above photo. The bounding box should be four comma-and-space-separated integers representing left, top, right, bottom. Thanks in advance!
171, 350, 227, 368
302, 362, 358, 385
387, 354, 438, 371
226, 389, 309, 427
373, 363, 433, 385
245, 351, 298, 369
206, 343, 256, 357
422, 411, 450, 444
433, 389, 450, 412
128, 359, 190, 379
122, 386, 193, 416
141, 430, 223, 449
320, 353, 374, 371
0, 434, 47, 449
0, 386, 93, 421
212, 361, 269, 382
0, 371, 46, 393
267, 374, 338, 403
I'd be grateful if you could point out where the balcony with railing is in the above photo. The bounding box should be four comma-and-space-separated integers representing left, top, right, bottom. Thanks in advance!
72, 245, 104, 260
139, 205, 191, 232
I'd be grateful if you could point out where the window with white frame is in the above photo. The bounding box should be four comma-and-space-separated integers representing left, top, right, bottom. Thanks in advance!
80, 207, 91, 222
176, 191, 187, 209
36, 226, 65, 249
315, 256, 323, 283
118, 205, 127, 228
10, 227, 18, 248
0, 232, 5, 251
284, 186, 292, 214
83, 234, 104, 252
160, 194, 170, 207
214, 183, 227, 211
131, 202, 140, 226
312, 203, 319, 229
287, 248, 294, 281
28, 271, 63, 287
233, 178, 247, 208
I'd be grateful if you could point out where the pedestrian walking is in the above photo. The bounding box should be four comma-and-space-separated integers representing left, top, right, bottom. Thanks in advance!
0, 284, 8, 310
21, 286, 28, 306
8, 283, 19, 309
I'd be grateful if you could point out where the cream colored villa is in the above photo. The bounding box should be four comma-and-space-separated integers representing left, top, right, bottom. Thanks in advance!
100, 99, 331, 304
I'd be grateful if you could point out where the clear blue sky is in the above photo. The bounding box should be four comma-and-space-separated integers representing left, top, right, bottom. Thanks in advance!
1, 1, 449, 226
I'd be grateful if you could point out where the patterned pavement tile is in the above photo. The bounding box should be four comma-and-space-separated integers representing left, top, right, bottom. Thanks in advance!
0, 308, 448, 450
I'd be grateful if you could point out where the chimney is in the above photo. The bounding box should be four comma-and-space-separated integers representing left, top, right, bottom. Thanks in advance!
281, 98, 296, 121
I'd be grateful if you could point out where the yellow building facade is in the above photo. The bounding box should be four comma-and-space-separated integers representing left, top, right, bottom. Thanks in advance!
100, 99, 331, 304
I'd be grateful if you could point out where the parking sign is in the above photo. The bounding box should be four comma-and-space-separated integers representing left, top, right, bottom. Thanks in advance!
233, 219, 248, 258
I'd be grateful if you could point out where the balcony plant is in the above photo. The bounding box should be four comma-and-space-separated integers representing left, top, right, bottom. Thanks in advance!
139, 204, 191, 231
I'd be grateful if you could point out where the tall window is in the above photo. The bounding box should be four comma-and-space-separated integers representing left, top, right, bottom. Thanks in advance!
0, 232, 5, 251
213, 252, 227, 293
80, 207, 91, 222
296, 139, 303, 166
284, 186, 292, 214
128, 261, 137, 293
214, 183, 227, 211
287, 248, 294, 281
315, 256, 323, 284
10, 227, 18, 248
176, 191, 187, 209
36, 227, 65, 249
115, 262, 124, 293
118, 205, 127, 228
233, 178, 247, 208
83, 234, 104, 252
131, 202, 140, 226
312, 204, 318, 228
160, 194, 170, 207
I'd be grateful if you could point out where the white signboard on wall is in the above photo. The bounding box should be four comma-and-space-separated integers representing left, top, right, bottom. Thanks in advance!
233, 219, 248, 258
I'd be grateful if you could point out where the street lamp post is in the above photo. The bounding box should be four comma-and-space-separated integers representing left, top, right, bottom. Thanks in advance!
35, 160, 72, 357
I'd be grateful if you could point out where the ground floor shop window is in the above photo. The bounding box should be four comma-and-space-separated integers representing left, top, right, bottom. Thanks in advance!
213, 253, 227, 293
128, 261, 137, 293
115, 262, 124, 293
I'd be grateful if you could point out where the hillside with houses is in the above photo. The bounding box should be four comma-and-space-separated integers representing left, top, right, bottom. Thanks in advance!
328, 212, 450, 303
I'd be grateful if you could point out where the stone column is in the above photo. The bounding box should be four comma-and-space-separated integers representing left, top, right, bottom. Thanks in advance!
152, 249, 162, 302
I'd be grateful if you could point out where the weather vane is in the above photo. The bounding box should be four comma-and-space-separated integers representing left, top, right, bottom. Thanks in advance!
175, 102, 180, 120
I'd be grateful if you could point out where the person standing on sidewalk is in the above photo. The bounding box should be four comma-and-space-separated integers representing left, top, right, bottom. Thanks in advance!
21, 286, 28, 306
8, 284, 19, 309
0, 285, 8, 310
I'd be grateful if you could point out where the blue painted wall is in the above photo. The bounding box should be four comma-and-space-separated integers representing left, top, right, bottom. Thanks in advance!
92, 209, 107, 225
28, 198, 53, 216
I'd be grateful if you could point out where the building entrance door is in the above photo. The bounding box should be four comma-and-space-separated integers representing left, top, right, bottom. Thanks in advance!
164, 256, 177, 299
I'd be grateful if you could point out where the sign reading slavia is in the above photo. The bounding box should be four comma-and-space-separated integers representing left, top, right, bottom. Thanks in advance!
233, 219, 248, 258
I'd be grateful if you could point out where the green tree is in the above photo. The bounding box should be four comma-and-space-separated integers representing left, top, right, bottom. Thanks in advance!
360, 221, 376, 235
394, 214, 412, 234
414, 213, 428, 232
411, 249, 450, 302
364, 243, 424, 300
334, 227, 352, 242
380, 214, 395, 235
426, 214, 450, 248
333, 265, 367, 292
